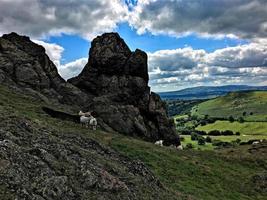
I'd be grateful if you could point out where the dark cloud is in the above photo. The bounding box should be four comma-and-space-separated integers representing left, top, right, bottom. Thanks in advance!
130, 0, 267, 39
0, 0, 128, 40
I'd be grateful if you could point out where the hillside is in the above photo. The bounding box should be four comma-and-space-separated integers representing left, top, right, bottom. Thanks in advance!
159, 85, 267, 100
191, 91, 267, 121
0, 32, 266, 200
1, 84, 267, 200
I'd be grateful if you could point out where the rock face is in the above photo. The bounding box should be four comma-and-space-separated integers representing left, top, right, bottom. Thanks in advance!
0, 32, 88, 106
69, 33, 178, 145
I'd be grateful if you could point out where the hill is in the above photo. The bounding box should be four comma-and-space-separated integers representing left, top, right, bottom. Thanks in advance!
1, 84, 267, 200
191, 91, 267, 121
159, 85, 267, 100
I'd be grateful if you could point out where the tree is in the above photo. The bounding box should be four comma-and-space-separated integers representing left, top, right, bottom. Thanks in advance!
242, 111, 246, 116
208, 130, 221, 136
229, 115, 235, 123
238, 117, 244, 123
206, 136, 212, 143
198, 136, 206, 145
191, 133, 198, 141
236, 132, 241, 136
235, 138, 241, 144
221, 130, 234, 136
186, 143, 193, 149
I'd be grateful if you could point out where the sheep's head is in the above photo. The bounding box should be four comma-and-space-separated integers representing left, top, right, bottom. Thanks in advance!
79, 111, 85, 116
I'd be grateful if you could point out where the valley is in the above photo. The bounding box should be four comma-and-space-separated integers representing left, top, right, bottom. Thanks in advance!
170, 91, 267, 151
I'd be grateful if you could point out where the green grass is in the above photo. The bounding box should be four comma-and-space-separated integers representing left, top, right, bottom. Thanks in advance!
0, 85, 267, 200
191, 91, 267, 121
180, 135, 214, 150
196, 121, 267, 136
174, 114, 189, 121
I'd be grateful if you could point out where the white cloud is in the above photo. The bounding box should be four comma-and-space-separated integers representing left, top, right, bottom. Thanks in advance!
148, 48, 205, 72
0, 0, 128, 40
33, 40, 64, 67
148, 40, 267, 91
33, 39, 86, 80
59, 58, 88, 80
206, 42, 267, 68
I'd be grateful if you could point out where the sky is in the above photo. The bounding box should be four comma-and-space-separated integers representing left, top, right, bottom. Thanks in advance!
0, 0, 267, 92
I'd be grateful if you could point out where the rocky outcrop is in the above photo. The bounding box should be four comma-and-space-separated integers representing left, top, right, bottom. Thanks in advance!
0, 32, 88, 106
69, 33, 178, 145
0, 32, 178, 145
0, 115, 174, 200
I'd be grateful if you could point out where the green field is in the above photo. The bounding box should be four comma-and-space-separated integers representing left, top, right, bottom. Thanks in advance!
191, 91, 267, 121
197, 121, 267, 136
1, 85, 267, 200
180, 135, 214, 150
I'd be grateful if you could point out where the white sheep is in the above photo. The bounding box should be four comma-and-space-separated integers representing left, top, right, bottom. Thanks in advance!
79, 111, 97, 130
155, 140, 163, 147
176, 145, 183, 150
89, 116, 97, 130
252, 141, 259, 145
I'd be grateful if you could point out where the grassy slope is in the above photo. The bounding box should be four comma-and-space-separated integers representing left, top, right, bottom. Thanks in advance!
191, 91, 267, 121
197, 121, 267, 136
0, 85, 266, 200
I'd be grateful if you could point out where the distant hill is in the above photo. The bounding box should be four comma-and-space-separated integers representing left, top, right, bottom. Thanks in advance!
158, 85, 267, 100
191, 90, 267, 121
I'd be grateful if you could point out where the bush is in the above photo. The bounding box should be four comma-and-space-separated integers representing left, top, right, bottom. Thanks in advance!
221, 130, 234, 136
236, 132, 241, 136
180, 136, 185, 142
235, 138, 241, 144
212, 140, 232, 147
208, 130, 221, 136
181, 129, 192, 135
242, 111, 246, 116
198, 137, 206, 145
195, 130, 207, 135
191, 133, 199, 141
250, 112, 253, 115
207, 118, 216, 124
186, 143, 193, 149
191, 115, 198, 120
199, 120, 207, 126
206, 136, 212, 143
229, 116, 235, 122
238, 117, 244, 123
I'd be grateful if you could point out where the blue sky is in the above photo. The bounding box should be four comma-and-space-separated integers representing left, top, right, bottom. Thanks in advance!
1, 0, 267, 92
46, 22, 247, 64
